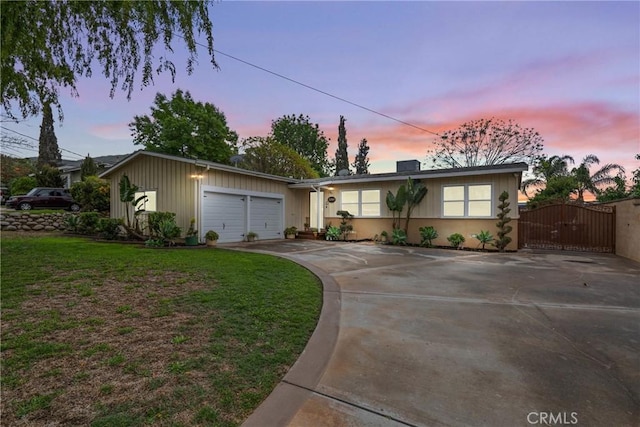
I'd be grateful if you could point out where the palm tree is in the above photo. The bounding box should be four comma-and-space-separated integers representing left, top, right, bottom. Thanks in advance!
522, 154, 574, 197
571, 154, 625, 202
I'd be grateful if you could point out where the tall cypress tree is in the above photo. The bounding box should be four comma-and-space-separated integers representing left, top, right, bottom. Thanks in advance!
38, 102, 62, 167
334, 115, 350, 176
352, 138, 370, 175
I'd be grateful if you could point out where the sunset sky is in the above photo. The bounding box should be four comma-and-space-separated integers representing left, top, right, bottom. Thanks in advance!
5, 1, 639, 187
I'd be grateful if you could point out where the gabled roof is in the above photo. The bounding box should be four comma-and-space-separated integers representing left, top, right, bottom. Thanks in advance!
99, 150, 302, 184
99, 150, 528, 188
288, 162, 529, 189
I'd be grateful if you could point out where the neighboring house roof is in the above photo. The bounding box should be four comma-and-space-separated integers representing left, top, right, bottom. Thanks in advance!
99, 150, 529, 188
99, 150, 302, 184
59, 154, 131, 173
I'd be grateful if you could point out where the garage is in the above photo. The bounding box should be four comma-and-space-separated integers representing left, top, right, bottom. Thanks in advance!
201, 191, 283, 243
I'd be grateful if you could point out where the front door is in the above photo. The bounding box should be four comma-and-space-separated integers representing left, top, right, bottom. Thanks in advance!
309, 191, 324, 230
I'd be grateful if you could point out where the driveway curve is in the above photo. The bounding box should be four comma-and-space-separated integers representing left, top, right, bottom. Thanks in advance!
235, 241, 640, 427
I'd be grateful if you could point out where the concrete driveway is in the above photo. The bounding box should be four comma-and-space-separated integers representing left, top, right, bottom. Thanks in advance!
238, 241, 640, 427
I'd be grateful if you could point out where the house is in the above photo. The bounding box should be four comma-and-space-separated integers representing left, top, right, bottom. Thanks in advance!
100, 150, 528, 249
59, 154, 129, 188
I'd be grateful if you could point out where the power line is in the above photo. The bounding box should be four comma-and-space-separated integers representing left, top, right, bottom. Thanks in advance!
1, 127, 85, 159
176, 34, 441, 136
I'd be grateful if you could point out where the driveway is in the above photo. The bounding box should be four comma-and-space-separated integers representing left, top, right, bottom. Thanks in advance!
237, 241, 640, 427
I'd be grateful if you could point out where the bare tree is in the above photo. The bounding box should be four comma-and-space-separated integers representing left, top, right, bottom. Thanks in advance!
428, 118, 543, 169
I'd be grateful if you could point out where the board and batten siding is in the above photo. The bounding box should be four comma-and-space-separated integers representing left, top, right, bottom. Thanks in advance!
108, 154, 306, 234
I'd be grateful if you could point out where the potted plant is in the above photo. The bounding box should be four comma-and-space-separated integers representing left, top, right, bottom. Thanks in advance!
205, 230, 219, 247
246, 231, 258, 242
284, 226, 297, 239
379, 230, 388, 243
184, 218, 199, 246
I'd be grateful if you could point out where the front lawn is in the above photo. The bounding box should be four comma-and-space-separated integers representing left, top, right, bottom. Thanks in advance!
0, 234, 322, 426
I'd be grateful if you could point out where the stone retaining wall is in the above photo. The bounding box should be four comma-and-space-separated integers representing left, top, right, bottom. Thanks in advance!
1, 212, 70, 232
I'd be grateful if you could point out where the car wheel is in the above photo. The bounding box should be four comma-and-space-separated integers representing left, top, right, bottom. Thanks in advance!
19, 202, 32, 210
70, 204, 80, 212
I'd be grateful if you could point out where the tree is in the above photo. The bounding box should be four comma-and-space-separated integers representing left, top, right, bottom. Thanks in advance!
239, 137, 319, 179
522, 154, 574, 197
385, 186, 406, 231
80, 154, 98, 180
527, 175, 578, 208
571, 154, 625, 202
334, 115, 350, 176
270, 114, 330, 176
130, 90, 238, 164
403, 178, 427, 233
352, 138, 370, 175
37, 102, 61, 167
2, 1, 216, 120
35, 164, 64, 188
494, 191, 513, 252
596, 176, 630, 202
9, 175, 37, 195
631, 154, 640, 198
0, 154, 35, 185
428, 118, 543, 168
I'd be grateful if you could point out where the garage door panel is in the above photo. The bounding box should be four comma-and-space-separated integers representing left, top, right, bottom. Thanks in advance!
249, 196, 282, 240
202, 192, 246, 243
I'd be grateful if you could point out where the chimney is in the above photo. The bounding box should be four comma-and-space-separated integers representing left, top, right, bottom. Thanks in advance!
396, 160, 420, 173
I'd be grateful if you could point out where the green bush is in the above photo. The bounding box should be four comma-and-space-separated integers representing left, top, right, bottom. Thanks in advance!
9, 176, 37, 195
419, 226, 438, 247
148, 212, 177, 238
391, 228, 407, 245
158, 218, 181, 245
325, 226, 341, 241
473, 230, 494, 249
35, 165, 64, 188
447, 233, 465, 248
495, 191, 513, 252
78, 212, 100, 235
70, 176, 110, 212
97, 218, 123, 240
64, 214, 80, 233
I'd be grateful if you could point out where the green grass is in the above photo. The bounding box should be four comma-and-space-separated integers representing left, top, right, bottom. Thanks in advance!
1, 234, 322, 426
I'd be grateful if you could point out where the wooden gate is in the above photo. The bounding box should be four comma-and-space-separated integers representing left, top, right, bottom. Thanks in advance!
518, 204, 615, 252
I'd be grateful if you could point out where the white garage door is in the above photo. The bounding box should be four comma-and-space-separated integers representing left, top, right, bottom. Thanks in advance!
202, 192, 247, 243
201, 191, 284, 243
249, 196, 283, 240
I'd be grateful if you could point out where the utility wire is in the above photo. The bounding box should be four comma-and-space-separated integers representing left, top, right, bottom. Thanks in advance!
176, 34, 440, 136
1, 127, 85, 159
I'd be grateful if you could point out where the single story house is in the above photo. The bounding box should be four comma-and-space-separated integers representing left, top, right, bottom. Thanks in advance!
100, 150, 528, 249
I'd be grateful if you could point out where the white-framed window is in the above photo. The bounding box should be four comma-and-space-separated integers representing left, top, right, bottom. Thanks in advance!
134, 190, 157, 212
340, 189, 380, 216
442, 184, 492, 217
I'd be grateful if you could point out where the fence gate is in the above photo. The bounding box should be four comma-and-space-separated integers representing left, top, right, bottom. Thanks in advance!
518, 204, 615, 252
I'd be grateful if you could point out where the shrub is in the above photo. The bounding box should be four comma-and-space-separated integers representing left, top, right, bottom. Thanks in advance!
35, 165, 64, 187
64, 214, 80, 233
419, 226, 438, 247
9, 176, 37, 195
447, 233, 465, 248
70, 176, 110, 212
391, 228, 407, 245
148, 212, 176, 238
78, 212, 101, 235
205, 230, 219, 241
325, 226, 341, 241
97, 218, 123, 240
472, 230, 494, 250
495, 191, 513, 252
158, 218, 181, 245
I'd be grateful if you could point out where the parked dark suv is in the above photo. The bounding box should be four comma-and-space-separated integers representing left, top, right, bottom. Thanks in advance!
5, 187, 80, 211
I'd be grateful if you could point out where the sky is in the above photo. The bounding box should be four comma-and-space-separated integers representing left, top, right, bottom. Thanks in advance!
4, 1, 639, 190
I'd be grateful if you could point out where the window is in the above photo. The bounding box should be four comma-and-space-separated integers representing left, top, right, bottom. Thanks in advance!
442, 184, 492, 217
134, 190, 157, 212
340, 189, 380, 216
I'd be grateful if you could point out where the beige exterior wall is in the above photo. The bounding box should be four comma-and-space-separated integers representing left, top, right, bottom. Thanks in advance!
107, 155, 304, 235
603, 198, 640, 263
319, 172, 520, 249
